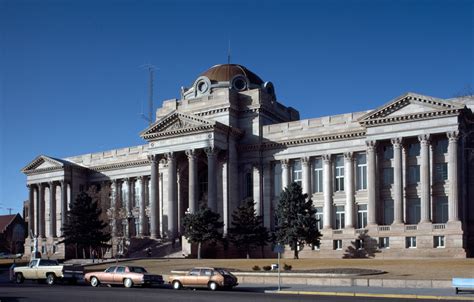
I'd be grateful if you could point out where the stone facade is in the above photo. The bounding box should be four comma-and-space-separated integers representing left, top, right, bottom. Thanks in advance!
22, 64, 474, 259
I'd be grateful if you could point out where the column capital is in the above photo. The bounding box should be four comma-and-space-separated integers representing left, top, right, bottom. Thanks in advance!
343, 152, 353, 160
147, 154, 160, 163
366, 140, 377, 151
185, 149, 197, 159
301, 157, 310, 166
280, 159, 290, 168
418, 134, 430, 144
322, 154, 331, 163
204, 147, 218, 156
391, 137, 403, 147
447, 131, 460, 142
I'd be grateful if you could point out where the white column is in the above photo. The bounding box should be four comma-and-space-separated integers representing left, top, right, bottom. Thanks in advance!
301, 157, 311, 196
123, 178, 131, 238
27, 185, 34, 237
149, 155, 160, 238
344, 152, 354, 228
186, 150, 198, 214
262, 162, 272, 229
322, 154, 332, 229
419, 134, 431, 223
253, 164, 261, 216
110, 180, 117, 238
281, 159, 290, 190
392, 138, 404, 224
447, 131, 460, 222
366, 140, 377, 226
222, 156, 229, 235
49, 182, 57, 238
138, 176, 146, 237
167, 152, 178, 239
38, 183, 45, 238
206, 147, 218, 212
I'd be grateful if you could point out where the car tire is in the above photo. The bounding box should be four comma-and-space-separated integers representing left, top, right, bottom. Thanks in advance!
123, 278, 133, 288
208, 281, 218, 291
90, 276, 100, 287
46, 273, 56, 286
172, 280, 182, 290
15, 273, 24, 284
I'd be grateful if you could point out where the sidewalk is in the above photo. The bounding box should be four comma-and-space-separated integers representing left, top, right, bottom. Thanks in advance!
259, 283, 474, 300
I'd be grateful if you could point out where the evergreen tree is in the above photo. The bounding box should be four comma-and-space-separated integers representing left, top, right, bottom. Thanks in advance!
182, 204, 223, 259
60, 192, 111, 258
228, 198, 269, 259
274, 182, 321, 259
343, 230, 380, 258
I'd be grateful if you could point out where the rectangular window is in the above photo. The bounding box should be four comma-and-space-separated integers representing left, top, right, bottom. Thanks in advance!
312, 158, 323, 193
355, 239, 364, 250
333, 240, 342, 250
434, 236, 445, 248
434, 196, 448, 223
273, 162, 282, 198
434, 138, 448, 154
245, 172, 253, 198
379, 237, 390, 249
382, 168, 394, 186
335, 206, 345, 229
383, 199, 394, 225
408, 143, 420, 157
315, 207, 323, 230
292, 160, 302, 186
434, 163, 448, 182
407, 165, 420, 184
407, 198, 421, 224
357, 204, 368, 229
335, 155, 344, 192
383, 145, 393, 160
406, 236, 417, 248
356, 153, 367, 190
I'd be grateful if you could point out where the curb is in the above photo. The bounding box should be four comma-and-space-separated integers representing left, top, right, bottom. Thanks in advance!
265, 290, 474, 300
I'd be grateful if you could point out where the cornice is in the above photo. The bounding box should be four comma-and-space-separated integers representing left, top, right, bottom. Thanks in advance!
238, 130, 367, 151
88, 159, 151, 172
23, 166, 64, 176
360, 109, 461, 127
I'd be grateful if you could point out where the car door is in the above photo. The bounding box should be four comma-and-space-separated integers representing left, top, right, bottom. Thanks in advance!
113, 266, 126, 284
196, 269, 213, 287
101, 266, 116, 283
185, 269, 200, 286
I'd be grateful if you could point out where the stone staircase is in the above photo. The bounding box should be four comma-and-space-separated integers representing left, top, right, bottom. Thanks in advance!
126, 238, 184, 258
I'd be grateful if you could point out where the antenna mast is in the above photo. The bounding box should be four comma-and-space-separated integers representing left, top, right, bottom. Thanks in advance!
140, 64, 156, 125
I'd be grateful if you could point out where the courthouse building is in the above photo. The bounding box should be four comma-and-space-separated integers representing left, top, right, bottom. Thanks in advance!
22, 64, 474, 258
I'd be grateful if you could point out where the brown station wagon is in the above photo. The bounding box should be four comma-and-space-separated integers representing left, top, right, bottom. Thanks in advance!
168, 267, 238, 291
84, 265, 164, 288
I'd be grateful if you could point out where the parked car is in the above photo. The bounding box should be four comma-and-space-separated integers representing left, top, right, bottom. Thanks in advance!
14, 259, 83, 285
168, 267, 238, 291
84, 265, 164, 288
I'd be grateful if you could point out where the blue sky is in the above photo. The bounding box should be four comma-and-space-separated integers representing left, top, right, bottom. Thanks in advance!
1, 0, 473, 215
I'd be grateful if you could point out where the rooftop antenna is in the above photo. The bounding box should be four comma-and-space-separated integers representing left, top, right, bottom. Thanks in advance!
227, 39, 231, 65
7, 207, 13, 215
140, 64, 157, 125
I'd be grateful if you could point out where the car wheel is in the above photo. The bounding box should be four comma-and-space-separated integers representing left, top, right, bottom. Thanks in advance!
123, 278, 133, 288
90, 276, 100, 287
46, 273, 56, 286
172, 280, 182, 290
208, 281, 218, 291
15, 273, 24, 284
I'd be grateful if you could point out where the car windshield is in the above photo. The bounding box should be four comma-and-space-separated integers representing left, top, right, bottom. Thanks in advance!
105, 266, 116, 273
129, 267, 147, 273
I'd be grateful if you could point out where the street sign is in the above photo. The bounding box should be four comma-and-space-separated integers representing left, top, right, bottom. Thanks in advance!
273, 244, 284, 254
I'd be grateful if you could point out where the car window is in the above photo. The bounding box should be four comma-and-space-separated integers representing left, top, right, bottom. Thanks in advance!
216, 268, 231, 276
129, 267, 147, 273
116, 267, 125, 273
29, 260, 39, 268
105, 266, 116, 273
188, 269, 200, 276
39, 260, 59, 266
201, 269, 213, 276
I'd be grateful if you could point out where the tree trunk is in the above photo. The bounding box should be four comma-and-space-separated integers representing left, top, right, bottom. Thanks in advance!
246, 251, 250, 259
197, 242, 201, 260
293, 241, 299, 259
75, 243, 78, 259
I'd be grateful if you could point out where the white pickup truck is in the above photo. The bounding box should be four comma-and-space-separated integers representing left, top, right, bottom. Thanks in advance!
14, 259, 84, 285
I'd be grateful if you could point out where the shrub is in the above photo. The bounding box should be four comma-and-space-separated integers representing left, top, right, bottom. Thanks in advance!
262, 265, 271, 271
283, 263, 292, 271
252, 265, 261, 271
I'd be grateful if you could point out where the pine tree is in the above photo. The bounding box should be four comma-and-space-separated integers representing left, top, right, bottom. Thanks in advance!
343, 230, 380, 258
182, 204, 223, 259
274, 182, 321, 259
60, 192, 111, 258
228, 198, 269, 259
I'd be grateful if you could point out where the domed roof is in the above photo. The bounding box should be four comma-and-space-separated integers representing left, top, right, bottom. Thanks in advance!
199, 64, 264, 85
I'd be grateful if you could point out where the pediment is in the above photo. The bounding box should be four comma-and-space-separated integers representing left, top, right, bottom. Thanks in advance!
359, 92, 465, 126
140, 111, 216, 140
21, 155, 66, 173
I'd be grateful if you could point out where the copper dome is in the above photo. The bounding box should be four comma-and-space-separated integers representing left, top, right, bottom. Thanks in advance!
199, 64, 264, 85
